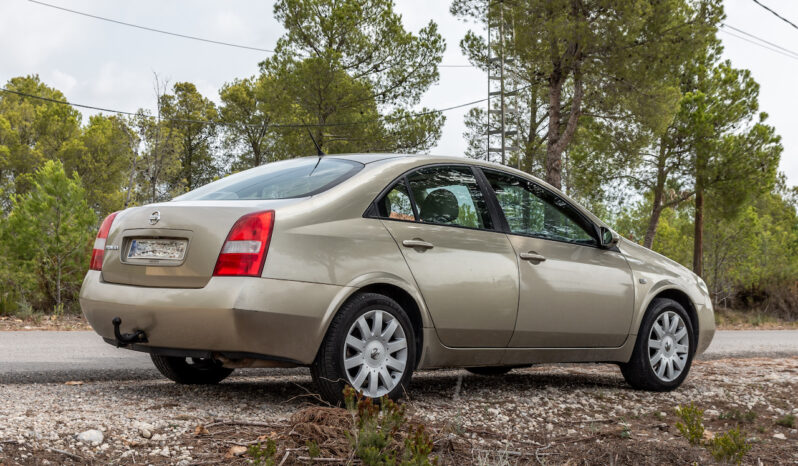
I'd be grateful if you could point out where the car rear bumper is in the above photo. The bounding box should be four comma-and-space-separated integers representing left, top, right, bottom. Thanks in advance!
79, 271, 350, 364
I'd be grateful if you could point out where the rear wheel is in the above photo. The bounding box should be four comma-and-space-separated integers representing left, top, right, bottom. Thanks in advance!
620, 298, 694, 391
311, 293, 416, 405
466, 366, 514, 376
150, 354, 234, 385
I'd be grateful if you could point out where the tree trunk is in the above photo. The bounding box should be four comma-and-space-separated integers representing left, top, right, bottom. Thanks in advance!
644, 144, 668, 249
693, 183, 705, 277
545, 68, 583, 190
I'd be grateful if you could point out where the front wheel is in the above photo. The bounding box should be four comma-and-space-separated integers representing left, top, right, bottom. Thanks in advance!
150, 354, 234, 385
311, 293, 416, 405
620, 298, 694, 391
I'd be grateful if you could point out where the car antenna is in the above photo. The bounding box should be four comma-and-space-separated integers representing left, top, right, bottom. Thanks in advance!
307, 128, 325, 156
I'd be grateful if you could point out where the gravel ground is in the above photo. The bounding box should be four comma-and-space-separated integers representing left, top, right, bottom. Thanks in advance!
1, 357, 797, 465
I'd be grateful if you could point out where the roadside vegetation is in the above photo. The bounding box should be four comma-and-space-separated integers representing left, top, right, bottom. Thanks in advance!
1, 0, 796, 322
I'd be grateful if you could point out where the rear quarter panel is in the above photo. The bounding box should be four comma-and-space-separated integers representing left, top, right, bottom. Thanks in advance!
261, 160, 438, 330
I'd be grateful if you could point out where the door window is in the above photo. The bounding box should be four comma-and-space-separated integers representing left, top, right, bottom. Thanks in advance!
484, 170, 596, 245
406, 166, 493, 230
377, 181, 416, 221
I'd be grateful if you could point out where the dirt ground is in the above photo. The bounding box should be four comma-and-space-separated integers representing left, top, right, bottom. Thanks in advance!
1, 357, 796, 465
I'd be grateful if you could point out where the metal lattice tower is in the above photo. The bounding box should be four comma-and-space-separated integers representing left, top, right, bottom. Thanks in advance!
487, 0, 520, 167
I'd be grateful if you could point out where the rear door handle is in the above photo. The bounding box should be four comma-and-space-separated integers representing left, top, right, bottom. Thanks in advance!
519, 252, 546, 262
402, 239, 434, 249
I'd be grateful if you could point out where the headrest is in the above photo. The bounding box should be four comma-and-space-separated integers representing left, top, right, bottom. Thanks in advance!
419, 188, 459, 223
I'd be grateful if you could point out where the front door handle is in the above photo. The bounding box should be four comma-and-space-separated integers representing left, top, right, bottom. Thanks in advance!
519, 252, 546, 263
402, 239, 434, 249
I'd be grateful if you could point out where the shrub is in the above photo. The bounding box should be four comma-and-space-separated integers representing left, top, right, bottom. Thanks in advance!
776, 414, 796, 428
720, 409, 757, 423
708, 428, 750, 464
343, 387, 436, 465
247, 438, 276, 465
675, 403, 705, 445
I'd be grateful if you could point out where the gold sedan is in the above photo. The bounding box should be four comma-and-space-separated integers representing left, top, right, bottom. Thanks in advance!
80, 154, 714, 404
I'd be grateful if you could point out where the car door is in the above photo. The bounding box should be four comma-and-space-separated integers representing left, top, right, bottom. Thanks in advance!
372, 165, 519, 348
481, 169, 635, 348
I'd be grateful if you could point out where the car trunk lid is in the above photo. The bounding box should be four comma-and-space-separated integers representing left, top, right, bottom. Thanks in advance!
101, 200, 299, 288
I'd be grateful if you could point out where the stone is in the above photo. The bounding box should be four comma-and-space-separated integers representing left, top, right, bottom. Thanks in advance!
76, 429, 104, 445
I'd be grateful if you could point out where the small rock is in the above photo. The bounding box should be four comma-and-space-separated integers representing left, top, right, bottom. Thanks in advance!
76, 430, 104, 445
226, 445, 247, 458
705, 409, 719, 418
160, 446, 171, 457
773, 433, 786, 440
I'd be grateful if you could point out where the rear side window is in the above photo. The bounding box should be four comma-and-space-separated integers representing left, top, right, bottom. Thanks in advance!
407, 166, 493, 230
174, 157, 363, 201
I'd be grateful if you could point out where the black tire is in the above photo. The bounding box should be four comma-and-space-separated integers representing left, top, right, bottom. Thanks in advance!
150, 354, 234, 385
466, 366, 513, 376
311, 292, 416, 406
620, 298, 695, 391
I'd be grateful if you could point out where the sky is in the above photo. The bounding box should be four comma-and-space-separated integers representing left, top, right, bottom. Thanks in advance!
0, 0, 795, 186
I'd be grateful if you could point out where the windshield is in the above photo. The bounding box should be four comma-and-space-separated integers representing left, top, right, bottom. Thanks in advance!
174, 157, 364, 201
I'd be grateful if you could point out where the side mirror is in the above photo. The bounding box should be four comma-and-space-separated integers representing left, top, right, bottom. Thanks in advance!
600, 226, 619, 249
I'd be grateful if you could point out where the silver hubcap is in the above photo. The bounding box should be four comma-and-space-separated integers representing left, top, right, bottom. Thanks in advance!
648, 311, 689, 382
344, 309, 408, 398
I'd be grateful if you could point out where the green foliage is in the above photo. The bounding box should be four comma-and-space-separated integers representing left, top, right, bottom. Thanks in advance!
247, 438, 277, 466
160, 82, 219, 192
343, 387, 436, 466
675, 403, 705, 445
305, 439, 321, 459
708, 428, 750, 464
776, 414, 795, 428
452, 0, 719, 188
2, 160, 96, 310
219, 75, 280, 170
257, 0, 446, 155
719, 409, 757, 424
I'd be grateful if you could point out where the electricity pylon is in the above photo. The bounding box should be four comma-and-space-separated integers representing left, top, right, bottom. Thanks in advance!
486, 0, 520, 167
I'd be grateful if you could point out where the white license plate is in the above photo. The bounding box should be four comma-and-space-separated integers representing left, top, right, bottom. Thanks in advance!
128, 239, 187, 261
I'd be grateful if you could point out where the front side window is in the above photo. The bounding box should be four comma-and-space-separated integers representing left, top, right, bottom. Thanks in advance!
406, 166, 493, 230
175, 157, 363, 201
484, 170, 596, 245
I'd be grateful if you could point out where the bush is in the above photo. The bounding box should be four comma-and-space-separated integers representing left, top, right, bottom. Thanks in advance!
776, 414, 795, 428
675, 403, 705, 445
1, 160, 96, 313
344, 387, 436, 465
247, 438, 276, 465
708, 428, 750, 464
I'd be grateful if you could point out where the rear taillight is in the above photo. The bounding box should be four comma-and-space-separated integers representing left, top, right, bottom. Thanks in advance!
90, 211, 120, 271
213, 210, 275, 277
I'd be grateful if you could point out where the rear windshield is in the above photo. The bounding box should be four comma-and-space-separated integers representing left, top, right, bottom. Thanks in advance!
174, 157, 364, 201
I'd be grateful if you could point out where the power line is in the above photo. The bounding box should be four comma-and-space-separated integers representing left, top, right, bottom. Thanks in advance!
751, 0, 798, 31
28, 0, 477, 69
721, 24, 798, 61
0, 86, 498, 129
720, 29, 798, 61
28, 0, 277, 53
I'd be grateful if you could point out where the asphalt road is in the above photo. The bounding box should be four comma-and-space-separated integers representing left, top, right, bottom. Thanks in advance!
0, 330, 796, 384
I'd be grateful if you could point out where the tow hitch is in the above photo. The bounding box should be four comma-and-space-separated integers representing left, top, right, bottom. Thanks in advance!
112, 317, 148, 347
